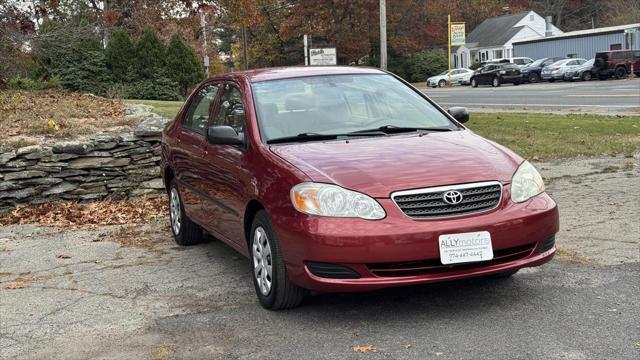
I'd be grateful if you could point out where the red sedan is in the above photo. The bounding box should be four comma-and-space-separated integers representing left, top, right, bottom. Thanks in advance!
161, 66, 559, 310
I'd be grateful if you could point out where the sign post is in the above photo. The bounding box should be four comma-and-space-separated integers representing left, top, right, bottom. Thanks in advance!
448, 16, 465, 86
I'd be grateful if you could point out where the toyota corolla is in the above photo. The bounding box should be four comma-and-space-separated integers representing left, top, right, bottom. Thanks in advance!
161, 66, 559, 310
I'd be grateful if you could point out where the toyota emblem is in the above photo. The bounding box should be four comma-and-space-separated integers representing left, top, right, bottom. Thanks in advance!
442, 190, 463, 205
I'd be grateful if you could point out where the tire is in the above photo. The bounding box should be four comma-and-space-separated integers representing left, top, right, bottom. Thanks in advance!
438, 79, 446, 88
529, 73, 540, 83
471, 78, 478, 88
250, 210, 305, 310
169, 180, 203, 246
582, 71, 592, 81
513, 81, 520, 86
548, 78, 555, 83
492, 77, 501, 87
615, 66, 627, 79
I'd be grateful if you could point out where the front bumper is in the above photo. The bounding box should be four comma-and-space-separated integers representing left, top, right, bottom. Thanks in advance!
274, 188, 559, 292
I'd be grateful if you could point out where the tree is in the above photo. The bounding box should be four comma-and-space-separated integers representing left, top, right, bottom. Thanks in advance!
165, 33, 205, 95
105, 29, 134, 82
133, 28, 167, 79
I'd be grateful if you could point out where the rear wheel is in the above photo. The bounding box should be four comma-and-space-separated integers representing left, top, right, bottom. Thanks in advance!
615, 66, 627, 79
471, 78, 478, 88
529, 73, 540, 83
169, 181, 203, 246
438, 79, 446, 88
492, 77, 501, 87
582, 71, 592, 81
250, 210, 305, 310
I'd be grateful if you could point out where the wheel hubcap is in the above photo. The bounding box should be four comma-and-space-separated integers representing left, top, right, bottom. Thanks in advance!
170, 188, 181, 235
252, 227, 273, 296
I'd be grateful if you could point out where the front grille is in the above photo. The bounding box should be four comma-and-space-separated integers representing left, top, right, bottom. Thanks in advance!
392, 181, 502, 219
367, 242, 536, 277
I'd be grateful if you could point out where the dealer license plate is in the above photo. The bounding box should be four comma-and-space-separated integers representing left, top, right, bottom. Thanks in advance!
438, 231, 493, 265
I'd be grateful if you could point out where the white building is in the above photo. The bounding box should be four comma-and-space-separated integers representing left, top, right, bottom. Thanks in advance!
453, 11, 563, 68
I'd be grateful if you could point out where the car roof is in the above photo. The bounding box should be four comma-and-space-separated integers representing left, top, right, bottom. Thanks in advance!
211, 66, 386, 83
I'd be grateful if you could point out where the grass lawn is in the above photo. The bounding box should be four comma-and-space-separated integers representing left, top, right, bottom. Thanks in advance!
467, 113, 640, 160
124, 99, 184, 119
126, 98, 640, 160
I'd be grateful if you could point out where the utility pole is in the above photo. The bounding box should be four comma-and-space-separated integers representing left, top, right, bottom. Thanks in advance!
241, 25, 249, 70
199, 10, 210, 77
304, 34, 309, 65
448, 15, 451, 85
379, 0, 387, 70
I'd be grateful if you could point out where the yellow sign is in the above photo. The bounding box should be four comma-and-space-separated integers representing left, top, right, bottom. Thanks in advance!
451, 23, 465, 46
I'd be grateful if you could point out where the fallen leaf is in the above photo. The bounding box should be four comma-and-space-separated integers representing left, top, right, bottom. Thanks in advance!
56, 254, 71, 259
435, 352, 444, 356
404, 344, 412, 349
4, 282, 26, 289
352, 345, 377, 353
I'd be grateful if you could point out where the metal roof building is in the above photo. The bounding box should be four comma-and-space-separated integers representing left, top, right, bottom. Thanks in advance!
513, 23, 640, 60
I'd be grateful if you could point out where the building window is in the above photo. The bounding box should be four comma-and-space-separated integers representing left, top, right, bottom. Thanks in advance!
610, 43, 622, 50
529, 14, 534, 21
494, 49, 503, 59
481, 52, 486, 61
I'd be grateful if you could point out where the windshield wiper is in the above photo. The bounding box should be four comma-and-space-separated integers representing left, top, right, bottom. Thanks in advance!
349, 125, 453, 134
267, 131, 388, 145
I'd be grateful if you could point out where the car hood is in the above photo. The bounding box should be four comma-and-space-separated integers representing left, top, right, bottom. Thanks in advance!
269, 130, 522, 198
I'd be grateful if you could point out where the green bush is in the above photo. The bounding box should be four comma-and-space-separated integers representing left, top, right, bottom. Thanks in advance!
8, 75, 61, 90
166, 33, 205, 96
134, 28, 167, 80
127, 76, 182, 101
404, 49, 448, 83
105, 29, 134, 82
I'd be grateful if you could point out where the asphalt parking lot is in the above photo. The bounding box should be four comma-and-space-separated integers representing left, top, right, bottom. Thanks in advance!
422, 79, 640, 115
1, 156, 639, 360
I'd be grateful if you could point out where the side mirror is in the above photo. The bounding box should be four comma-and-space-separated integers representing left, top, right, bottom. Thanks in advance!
207, 125, 244, 145
448, 107, 469, 123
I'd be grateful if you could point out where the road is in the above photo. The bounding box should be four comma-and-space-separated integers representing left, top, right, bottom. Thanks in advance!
421, 79, 640, 115
1, 156, 639, 360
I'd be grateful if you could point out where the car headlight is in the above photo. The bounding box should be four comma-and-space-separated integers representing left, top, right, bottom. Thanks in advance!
511, 161, 545, 203
290, 182, 386, 220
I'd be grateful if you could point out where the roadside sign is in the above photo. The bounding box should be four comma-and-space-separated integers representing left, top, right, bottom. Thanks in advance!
309, 48, 337, 65
451, 23, 465, 46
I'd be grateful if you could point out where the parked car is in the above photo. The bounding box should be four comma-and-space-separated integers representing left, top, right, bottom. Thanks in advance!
427, 68, 474, 87
161, 66, 559, 310
521, 57, 565, 83
490, 57, 534, 68
470, 63, 523, 87
541, 58, 587, 82
593, 50, 640, 80
563, 59, 596, 81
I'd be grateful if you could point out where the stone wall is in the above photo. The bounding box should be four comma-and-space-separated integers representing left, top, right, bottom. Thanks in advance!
0, 106, 169, 209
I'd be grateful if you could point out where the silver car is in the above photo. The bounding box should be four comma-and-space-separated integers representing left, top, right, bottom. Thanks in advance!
426, 68, 474, 87
541, 58, 587, 82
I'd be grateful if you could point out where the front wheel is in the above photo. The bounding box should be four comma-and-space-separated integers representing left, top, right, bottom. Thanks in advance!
582, 71, 592, 81
471, 78, 478, 88
492, 77, 501, 87
548, 78, 555, 83
169, 181, 203, 246
250, 210, 305, 310
529, 73, 540, 83
513, 81, 520, 86
438, 79, 446, 88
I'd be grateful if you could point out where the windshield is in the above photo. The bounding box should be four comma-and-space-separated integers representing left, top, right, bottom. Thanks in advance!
529, 58, 546, 67
437, 70, 449, 76
252, 74, 457, 142
584, 59, 595, 66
